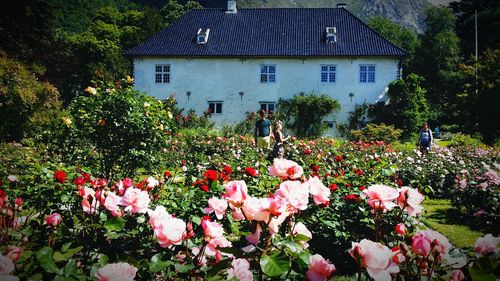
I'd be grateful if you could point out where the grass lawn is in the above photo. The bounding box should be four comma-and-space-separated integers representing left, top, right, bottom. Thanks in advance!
422, 199, 499, 281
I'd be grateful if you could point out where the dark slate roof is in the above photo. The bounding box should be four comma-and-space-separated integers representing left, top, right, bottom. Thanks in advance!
126, 8, 407, 57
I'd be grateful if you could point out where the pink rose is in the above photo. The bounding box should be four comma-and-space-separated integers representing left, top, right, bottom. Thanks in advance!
398, 186, 424, 216
204, 197, 228, 220
275, 181, 309, 211
395, 223, 407, 235
223, 180, 248, 207
120, 188, 150, 214
474, 234, 500, 256
412, 230, 451, 257
80, 187, 100, 214
246, 224, 262, 245
202, 219, 225, 239
242, 197, 271, 222
146, 176, 159, 189
391, 246, 405, 264
269, 212, 289, 235
122, 178, 134, 188
0, 254, 15, 275
227, 259, 253, 281
154, 217, 187, 248
44, 213, 62, 227
306, 177, 330, 206
104, 192, 123, 217
95, 262, 137, 281
268, 158, 303, 180
292, 222, 312, 248
349, 239, 399, 281
306, 254, 336, 281
450, 270, 465, 281
148, 206, 173, 229
363, 185, 399, 212
5, 246, 22, 262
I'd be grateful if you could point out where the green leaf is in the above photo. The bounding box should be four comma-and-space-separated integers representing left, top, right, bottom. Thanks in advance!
174, 263, 195, 273
35, 246, 59, 273
149, 253, 170, 273
294, 234, 311, 242
54, 246, 83, 262
260, 251, 291, 277
54, 275, 77, 281
104, 217, 125, 232
63, 259, 78, 277
191, 215, 201, 225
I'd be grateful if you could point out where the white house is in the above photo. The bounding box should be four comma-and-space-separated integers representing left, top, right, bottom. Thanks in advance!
127, 1, 406, 135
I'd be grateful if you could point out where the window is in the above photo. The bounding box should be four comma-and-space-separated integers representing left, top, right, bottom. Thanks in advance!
321, 65, 336, 83
360, 65, 375, 83
259, 102, 276, 113
260, 65, 276, 83
208, 101, 223, 114
155, 65, 170, 83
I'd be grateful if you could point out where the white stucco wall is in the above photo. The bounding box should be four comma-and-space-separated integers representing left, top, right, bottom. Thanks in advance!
133, 56, 399, 135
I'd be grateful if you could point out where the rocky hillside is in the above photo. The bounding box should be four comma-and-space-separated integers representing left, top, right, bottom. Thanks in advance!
180, 0, 440, 33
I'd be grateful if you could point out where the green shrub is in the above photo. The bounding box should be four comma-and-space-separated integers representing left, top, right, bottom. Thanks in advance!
448, 133, 486, 148
350, 123, 403, 143
62, 77, 172, 181
277, 93, 340, 138
0, 52, 61, 141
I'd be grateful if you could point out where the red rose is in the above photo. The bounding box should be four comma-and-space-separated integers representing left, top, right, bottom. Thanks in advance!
201, 185, 209, 192
358, 186, 366, 191
328, 184, 338, 192
54, 170, 67, 183
204, 170, 218, 182
74, 177, 85, 186
223, 165, 233, 175
82, 172, 91, 183
304, 149, 311, 155
245, 166, 257, 177
343, 194, 360, 202
335, 155, 343, 162
310, 165, 319, 172
164, 171, 172, 178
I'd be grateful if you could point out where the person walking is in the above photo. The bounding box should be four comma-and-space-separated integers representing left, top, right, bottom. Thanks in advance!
254, 110, 272, 150
417, 122, 433, 154
272, 120, 290, 159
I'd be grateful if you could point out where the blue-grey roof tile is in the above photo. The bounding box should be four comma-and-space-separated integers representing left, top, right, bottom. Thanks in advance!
126, 8, 407, 57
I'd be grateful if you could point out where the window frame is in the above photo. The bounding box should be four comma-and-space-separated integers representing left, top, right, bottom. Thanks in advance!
208, 101, 223, 114
260, 64, 276, 83
359, 64, 376, 83
155, 64, 171, 84
320, 64, 337, 83
259, 102, 276, 113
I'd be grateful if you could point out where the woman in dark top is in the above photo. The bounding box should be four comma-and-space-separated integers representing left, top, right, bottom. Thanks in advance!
272, 120, 290, 159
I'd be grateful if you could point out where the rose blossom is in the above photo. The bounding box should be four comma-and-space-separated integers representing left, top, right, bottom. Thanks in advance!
80, 187, 100, 214
412, 230, 451, 258
5, 246, 22, 262
45, 213, 62, 227
395, 223, 407, 235
0, 254, 15, 274
363, 185, 399, 212
153, 217, 187, 248
120, 187, 150, 214
275, 181, 309, 211
391, 246, 405, 264
268, 158, 303, 180
306, 177, 330, 206
146, 176, 159, 189
95, 262, 137, 281
474, 234, 500, 256
227, 258, 253, 281
53, 170, 66, 183
292, 222, 312, 248
242, 197, 271, 222
222, 180, 248, 207
148, 206, 172, 229
397, 186, 425, 216
450, 270, 465, 281
202, 219, 225, 239
349, 239, 399, 281
306, 254, 336, 281
204, 197, 228, 219
104, 192, 123, 217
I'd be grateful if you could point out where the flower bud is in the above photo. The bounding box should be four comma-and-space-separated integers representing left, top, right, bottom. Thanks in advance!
395, 223, 407, 235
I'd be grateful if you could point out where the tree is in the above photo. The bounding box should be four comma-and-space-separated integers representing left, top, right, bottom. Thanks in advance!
277, 94, 340, 138
450, 0, 500, 56
0, 52, 61, 141
369, 74, 429, 139
366, 16, 419, 74
412, 7, 461, 123
161, 0, 202, 25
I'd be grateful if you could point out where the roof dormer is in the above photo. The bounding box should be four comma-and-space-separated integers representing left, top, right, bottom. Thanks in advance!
197, 28, 210, 44
325, 27, 337, 44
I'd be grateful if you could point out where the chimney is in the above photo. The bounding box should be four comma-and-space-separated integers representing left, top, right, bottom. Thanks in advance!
337, 3, 347, 9
226, 1, 237, 13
